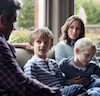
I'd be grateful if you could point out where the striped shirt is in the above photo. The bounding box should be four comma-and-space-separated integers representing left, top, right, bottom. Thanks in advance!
24, 56, 65, 88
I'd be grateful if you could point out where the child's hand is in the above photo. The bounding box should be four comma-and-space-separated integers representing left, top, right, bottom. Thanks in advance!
71, 76, 87, 85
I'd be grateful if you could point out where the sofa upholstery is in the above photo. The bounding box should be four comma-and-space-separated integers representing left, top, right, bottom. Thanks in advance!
15, 46, 55, 69
15, 46, 100, 70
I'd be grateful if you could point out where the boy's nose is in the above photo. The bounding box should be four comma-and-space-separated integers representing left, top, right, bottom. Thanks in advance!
41, 42, 45, 46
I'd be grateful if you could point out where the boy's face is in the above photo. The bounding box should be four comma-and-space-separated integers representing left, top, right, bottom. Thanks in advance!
32, 36, 52, 60
75, 48, 95, 68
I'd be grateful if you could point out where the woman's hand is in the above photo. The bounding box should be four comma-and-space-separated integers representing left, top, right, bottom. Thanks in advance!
13, 43, 32, 50
71, 76, 87, 85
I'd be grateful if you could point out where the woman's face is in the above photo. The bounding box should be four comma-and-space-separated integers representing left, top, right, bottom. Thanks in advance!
68, 20, 81, 41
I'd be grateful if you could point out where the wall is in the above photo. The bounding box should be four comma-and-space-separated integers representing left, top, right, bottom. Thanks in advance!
34, 0, 39, 29
85, 25, 100, 34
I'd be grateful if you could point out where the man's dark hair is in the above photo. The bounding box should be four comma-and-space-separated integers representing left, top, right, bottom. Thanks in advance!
0, 0, 21, 21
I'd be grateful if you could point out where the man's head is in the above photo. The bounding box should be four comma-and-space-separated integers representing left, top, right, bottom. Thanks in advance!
0, 0, 21, 21
0, 0, 21, 40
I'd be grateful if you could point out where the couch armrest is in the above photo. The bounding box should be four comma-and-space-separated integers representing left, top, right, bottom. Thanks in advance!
15, 48, 33, 69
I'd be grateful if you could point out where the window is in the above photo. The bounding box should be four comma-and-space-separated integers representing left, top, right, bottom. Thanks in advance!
75, 0, 100, 48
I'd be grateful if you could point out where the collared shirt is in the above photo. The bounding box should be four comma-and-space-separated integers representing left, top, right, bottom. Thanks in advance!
24, 56, 65, 88
0, 33, 62, 96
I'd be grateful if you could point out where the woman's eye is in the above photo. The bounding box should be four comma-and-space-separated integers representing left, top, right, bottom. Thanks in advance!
70, 26, 74, 29
77, 27, 81, 30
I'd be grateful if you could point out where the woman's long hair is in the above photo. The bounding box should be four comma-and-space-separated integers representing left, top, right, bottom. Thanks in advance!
59, 15, 85, 45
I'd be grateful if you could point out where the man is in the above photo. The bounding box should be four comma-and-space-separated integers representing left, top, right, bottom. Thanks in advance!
0, 0, 61, 96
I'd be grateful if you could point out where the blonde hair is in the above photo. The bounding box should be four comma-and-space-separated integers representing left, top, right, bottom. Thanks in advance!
29, 27, 54, 47
74, 37, 97, 55
59, 15, 85, 45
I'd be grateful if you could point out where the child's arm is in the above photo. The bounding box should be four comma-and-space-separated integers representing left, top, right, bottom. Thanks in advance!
53, 61, 65, 86
24, 62, 37, 78
59, 58, 87, 86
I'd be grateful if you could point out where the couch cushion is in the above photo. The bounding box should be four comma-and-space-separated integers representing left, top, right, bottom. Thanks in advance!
16, 48, 33, 69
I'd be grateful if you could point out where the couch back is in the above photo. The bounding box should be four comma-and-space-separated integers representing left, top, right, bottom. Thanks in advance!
15, 46, 55, 69
15, 46, 100, 69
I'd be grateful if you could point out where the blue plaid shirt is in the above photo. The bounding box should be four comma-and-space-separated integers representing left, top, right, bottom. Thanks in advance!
0, 33, 62, 96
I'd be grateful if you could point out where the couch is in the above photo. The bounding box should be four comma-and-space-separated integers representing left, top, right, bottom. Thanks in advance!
15, 46, 55, 70
15, 46, 100, 70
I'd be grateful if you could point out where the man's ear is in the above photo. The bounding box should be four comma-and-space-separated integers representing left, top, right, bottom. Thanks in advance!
0, 14, 6, 26
76, 48, 79, 54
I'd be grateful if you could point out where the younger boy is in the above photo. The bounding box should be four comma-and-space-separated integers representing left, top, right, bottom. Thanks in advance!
24, 27, 88, 96
59, 37, 100, 89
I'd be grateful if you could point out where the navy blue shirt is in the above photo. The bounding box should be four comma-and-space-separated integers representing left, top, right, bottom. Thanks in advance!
59, 57, 100, 87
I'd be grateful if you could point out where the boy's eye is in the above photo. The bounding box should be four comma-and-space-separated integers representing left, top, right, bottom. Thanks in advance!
45, 41, 49, 44
37, 40, 41, 43
85, 54, 89, 57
